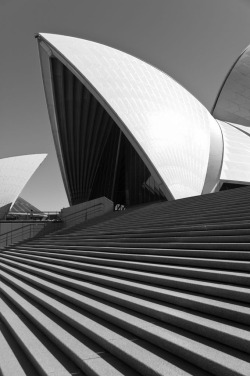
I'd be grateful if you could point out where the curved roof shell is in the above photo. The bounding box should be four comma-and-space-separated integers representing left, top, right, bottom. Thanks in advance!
0, 154, 47, 218
38, 33, 222, 201
213, 45, 250, 128
217, 120, 250, 184
10, 197, 42, 214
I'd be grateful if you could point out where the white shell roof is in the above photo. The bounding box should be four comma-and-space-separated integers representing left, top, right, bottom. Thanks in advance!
39, 33, 220, 200
0, 154, 47, 211
218, 121, 250, 184
213, 46, 250, 127
227, 122, 250, 136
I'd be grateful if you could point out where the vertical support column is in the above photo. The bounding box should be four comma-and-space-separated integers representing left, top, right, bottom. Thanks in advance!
111, 128, 122, 203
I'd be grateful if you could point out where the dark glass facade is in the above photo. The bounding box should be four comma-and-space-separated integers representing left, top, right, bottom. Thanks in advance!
51, 58, 166, 207
220, 183, 246, 191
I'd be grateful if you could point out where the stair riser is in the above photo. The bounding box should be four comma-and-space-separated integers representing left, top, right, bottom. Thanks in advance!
2, 265, 250, 356
5, 250, 250, 272
53, 214, 250, 234
12, 246, 250, 260
1, 260, 249, 325
48, 221, 250, 237
25, 241, 250, 251
78, 212, 250, 226
30, 235, 250, 243
1, 274, 214, 376
41, 228, 250, 239
1, 253, 250, 286
1, 271, 248, 376
1, 257, 249, 303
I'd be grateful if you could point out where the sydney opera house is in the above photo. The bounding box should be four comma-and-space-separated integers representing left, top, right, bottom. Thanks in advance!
2, 34, 250, 218
0, 154, 47, 219
1, 34, 250, 376
36, 33, 250, 209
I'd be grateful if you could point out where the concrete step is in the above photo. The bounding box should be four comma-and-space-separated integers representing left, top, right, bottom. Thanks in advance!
87, 205, 250, 218
70, 213, 250, 229
58, 204, 250, 226
28, 234, 250, 244
11, 245, 250, 260
1, 278, 138, 376
1, 255, 250, 306
5, 248, 250, 272
51, 218, 250, 238
1, 259, 249, 325
2, 188, 250, 375
0, 294, 83, 376
0, 320, 39, 376
102, 209, 250, 223
31, 230, 250, 244
1, 265, 250, 355
42, 219, 250, 240
1, 252, 250, 287
1, 267, 249, 376
28, 241, 250, 251
42, 227, 250, 239
0, 271, 212, 376
45, 222, 250, 239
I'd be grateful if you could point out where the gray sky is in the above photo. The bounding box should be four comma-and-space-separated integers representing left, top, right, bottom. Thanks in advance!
1, 0, 250, 210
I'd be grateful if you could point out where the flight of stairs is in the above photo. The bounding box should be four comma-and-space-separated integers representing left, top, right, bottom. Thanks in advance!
1, 187, 250, 376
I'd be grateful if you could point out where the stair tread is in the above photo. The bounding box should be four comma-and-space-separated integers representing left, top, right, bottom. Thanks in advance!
1, 272, 212, 376
0, 295, 82, 376
1, 266, 250, 353
1, 257, 250, 321
0, 321, 39, 376
7, 248, 250, 267
12, 246, 250, 260
1, 278, 138, 376
2, 188, 250, 376
1, 255, 249, 301
1, 268, 249, 376
1, 252, 249, 284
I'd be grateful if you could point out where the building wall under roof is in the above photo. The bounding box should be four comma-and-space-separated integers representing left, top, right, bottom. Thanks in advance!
51, 58, 165, 207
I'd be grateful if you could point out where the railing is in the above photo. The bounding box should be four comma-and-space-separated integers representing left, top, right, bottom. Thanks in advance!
6, 211, 60, 221
0, 221, 62, 248
61, 202, 105, 228
0, 197, 113, 246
